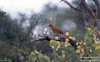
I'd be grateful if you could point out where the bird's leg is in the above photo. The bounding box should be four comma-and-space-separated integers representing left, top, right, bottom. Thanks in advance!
56, 34, 61, 39
56, 34, 59, 36
54, 34, 59, 38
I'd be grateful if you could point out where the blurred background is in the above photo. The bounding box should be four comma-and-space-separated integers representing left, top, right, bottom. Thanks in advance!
0, 0, 95, 62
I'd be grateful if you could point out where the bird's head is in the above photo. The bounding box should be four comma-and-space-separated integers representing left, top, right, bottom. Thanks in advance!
47, 24, 53, 27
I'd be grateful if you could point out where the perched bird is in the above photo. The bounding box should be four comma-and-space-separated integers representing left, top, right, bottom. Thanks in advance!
48, 24, 69, 38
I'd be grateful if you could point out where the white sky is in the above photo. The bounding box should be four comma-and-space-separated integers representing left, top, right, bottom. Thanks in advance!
0, 0, 71, 18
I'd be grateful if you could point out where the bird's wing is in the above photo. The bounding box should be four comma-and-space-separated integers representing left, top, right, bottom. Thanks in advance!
51, 27, 63, 34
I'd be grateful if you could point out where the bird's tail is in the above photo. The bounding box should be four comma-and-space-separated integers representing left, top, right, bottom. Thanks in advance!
63, 33, 70, 39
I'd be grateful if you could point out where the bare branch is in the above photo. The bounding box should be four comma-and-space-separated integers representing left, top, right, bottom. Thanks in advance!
80, 0, 100, 30
31, 34, 77, 50
95, 30, 100, 38
93, 0, 100, 19
21, 21, 36, 41
61, 0, 81, 11
81, 0, 95, 18
61, 0, 99, 30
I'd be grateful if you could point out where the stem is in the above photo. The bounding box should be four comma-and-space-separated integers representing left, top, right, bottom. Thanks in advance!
53, 49, 57, 62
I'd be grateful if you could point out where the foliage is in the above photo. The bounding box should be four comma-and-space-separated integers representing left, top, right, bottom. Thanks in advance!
24, 32, 79, 62
0, 10, 40, 61
0, 1, 100, 62
26, 28, 100, 62
0, 10, 6, 17
27, 39, 78, 62
75, 27, 100, 61
83, 27, 100, 56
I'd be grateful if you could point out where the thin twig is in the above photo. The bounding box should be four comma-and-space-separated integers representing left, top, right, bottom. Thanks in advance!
61, 0, 81, 11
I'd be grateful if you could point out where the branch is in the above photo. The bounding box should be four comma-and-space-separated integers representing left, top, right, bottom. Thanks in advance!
93, 0, 100, 19
81, 0, 95, 18
61, 0, 99, 30
80, 0, 100, 30
31, 34, 77, 50
95, 30, 100, 38
61, 0, 81, 11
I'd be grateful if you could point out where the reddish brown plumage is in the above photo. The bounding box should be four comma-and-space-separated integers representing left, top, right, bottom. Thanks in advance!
48, 24, 69, 38
48, 24, 64, 35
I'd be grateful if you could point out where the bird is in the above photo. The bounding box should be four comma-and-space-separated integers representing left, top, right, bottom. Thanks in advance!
47, 24, 69, 38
